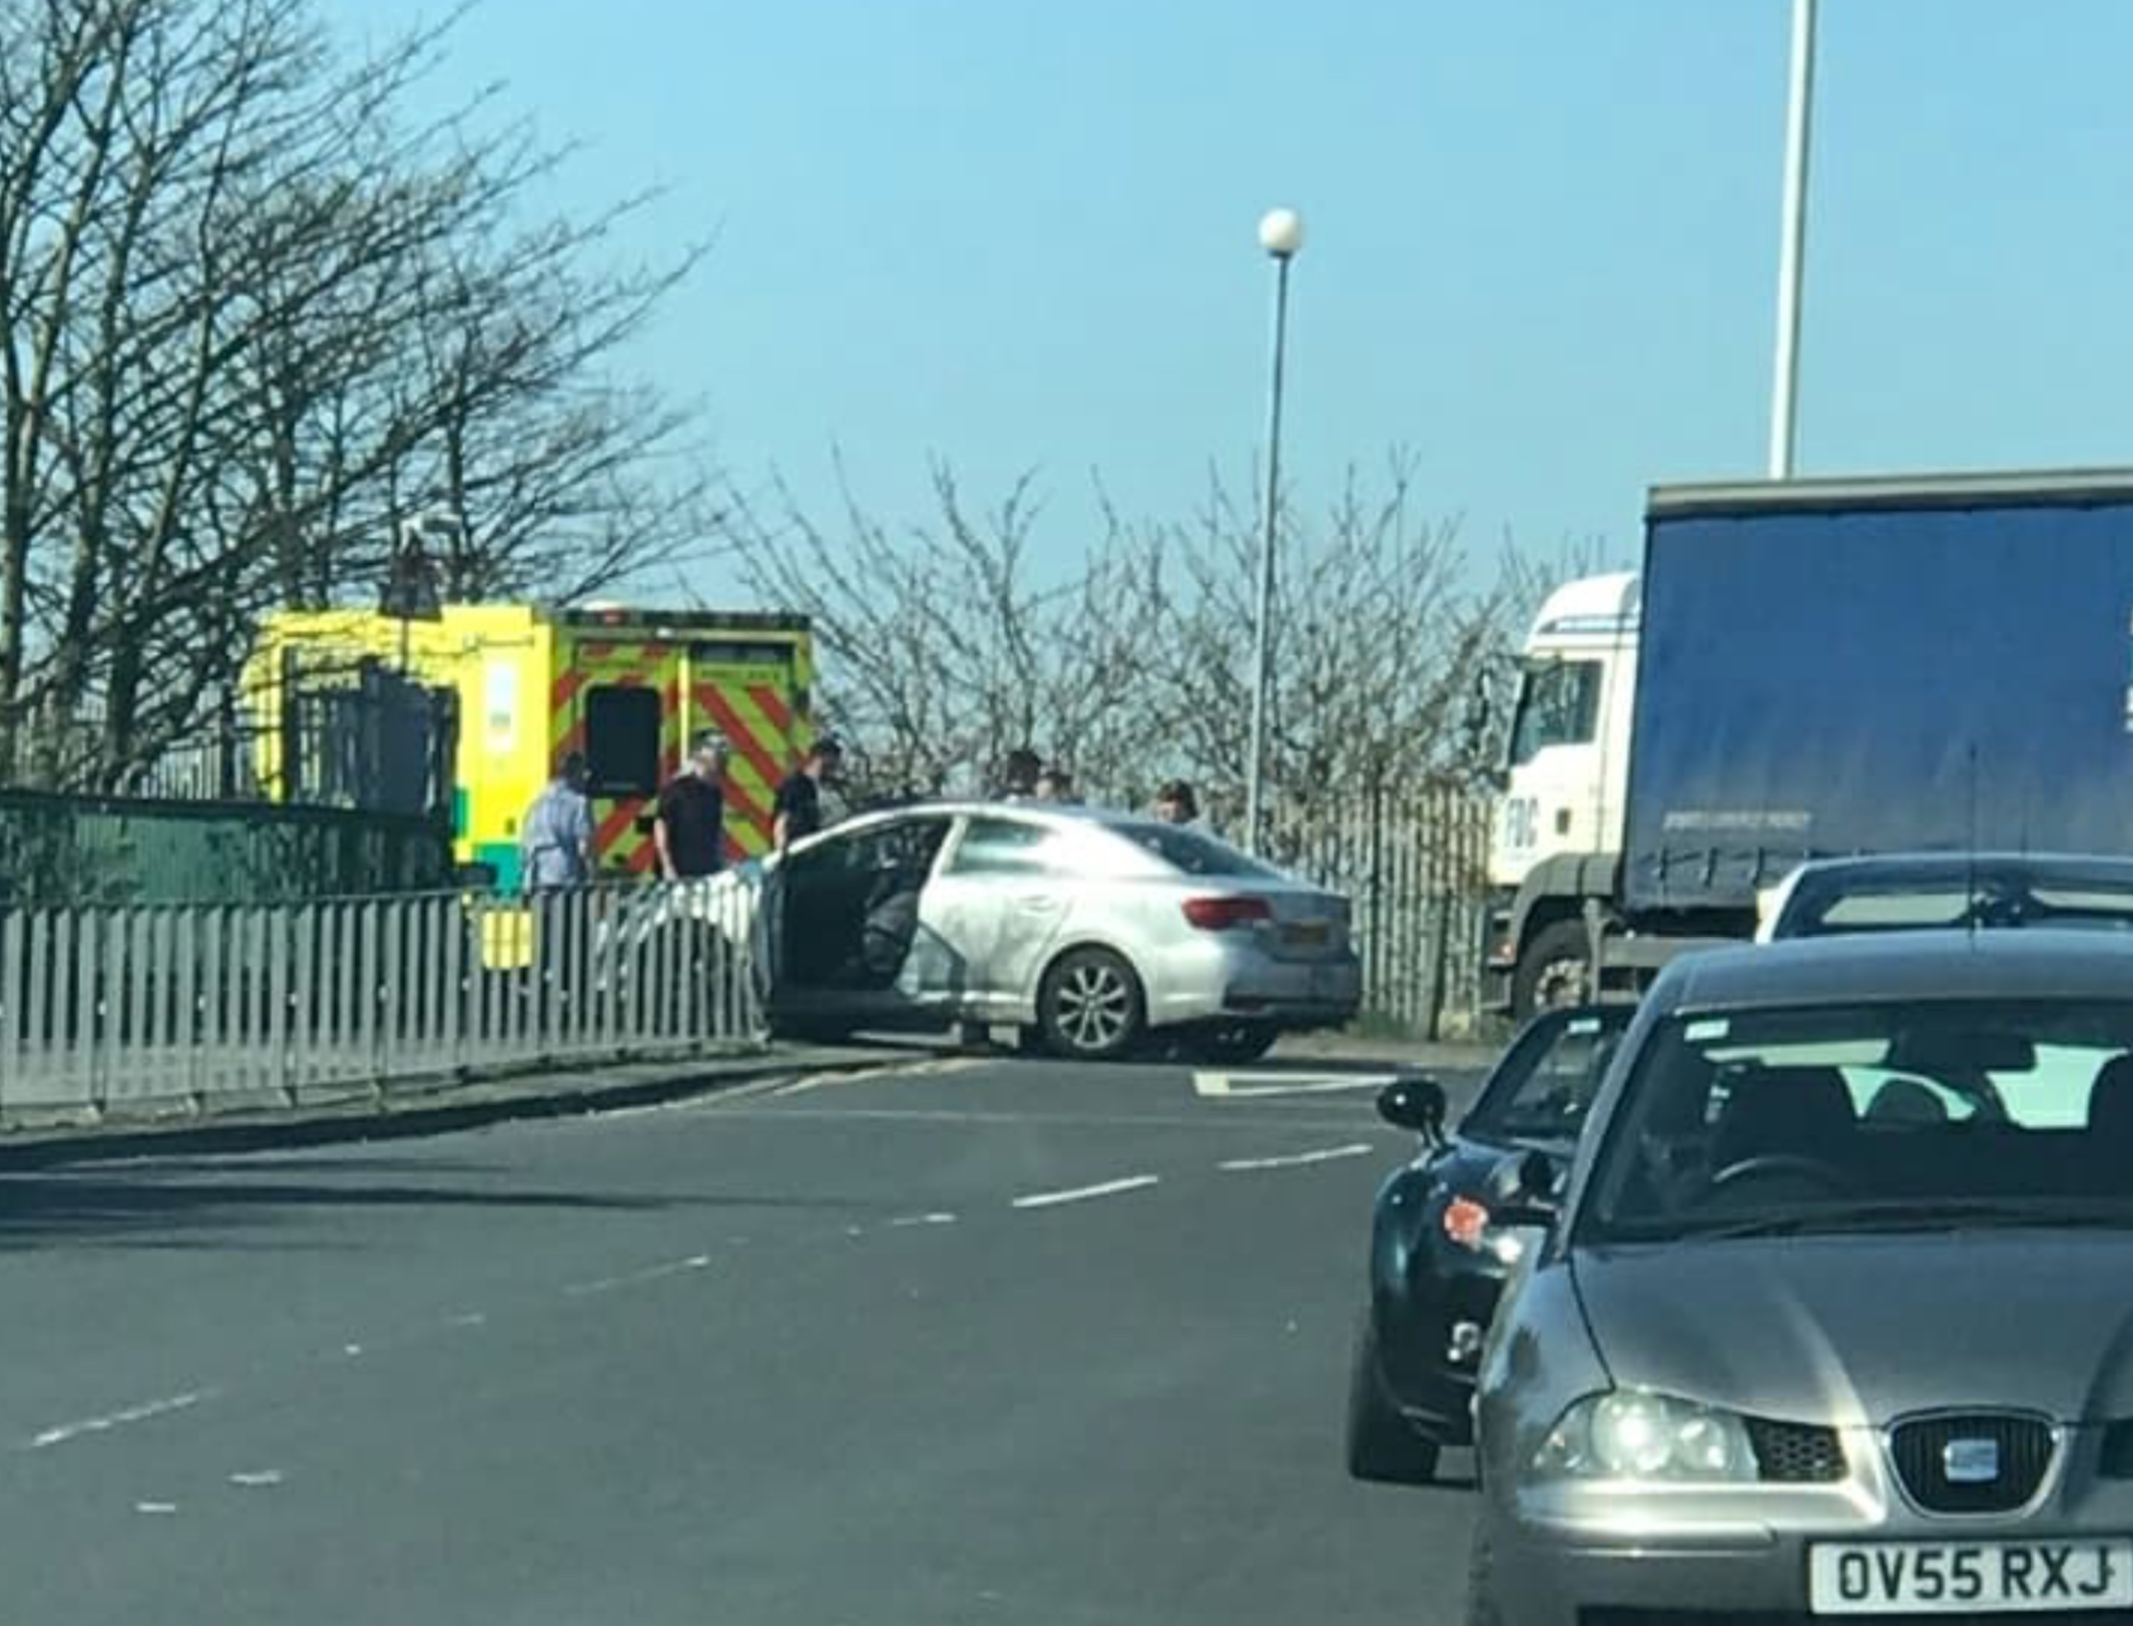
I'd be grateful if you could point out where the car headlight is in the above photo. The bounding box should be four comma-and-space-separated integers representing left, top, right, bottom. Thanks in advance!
1532, 1391, 1758, 1484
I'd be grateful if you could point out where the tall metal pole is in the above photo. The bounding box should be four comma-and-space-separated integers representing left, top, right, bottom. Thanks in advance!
1768, 0, 1817, 479
1244, 252, 1292, 854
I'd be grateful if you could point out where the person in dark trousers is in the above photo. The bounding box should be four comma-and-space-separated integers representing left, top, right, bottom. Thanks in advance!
774, 735, 843, 853
655, 731, 729, 881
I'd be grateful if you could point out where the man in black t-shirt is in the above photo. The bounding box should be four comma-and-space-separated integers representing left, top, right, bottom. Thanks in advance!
773, 736, 844, 853
655, 732, 729, 879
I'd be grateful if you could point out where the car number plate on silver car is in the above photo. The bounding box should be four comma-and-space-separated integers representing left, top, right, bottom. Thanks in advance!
1809, 1539, 2133, 1614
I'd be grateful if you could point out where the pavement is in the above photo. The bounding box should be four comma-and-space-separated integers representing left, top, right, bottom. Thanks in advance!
0, 1042, 1494, 1626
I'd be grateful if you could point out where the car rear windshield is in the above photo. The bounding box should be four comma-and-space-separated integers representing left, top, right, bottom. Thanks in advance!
1110, 821, 1278, 879
1787, 880, 2133, 937
1583, 998, 2133, 1241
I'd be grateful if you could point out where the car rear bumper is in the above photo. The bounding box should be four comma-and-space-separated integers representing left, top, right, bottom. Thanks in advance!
1144, 940, 1361, 1031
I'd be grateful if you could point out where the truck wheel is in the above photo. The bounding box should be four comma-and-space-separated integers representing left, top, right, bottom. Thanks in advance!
1512, 920, 1592, 1019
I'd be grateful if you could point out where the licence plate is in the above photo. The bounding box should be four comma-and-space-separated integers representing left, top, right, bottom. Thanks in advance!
1282, 922, 1331, 947
1809, 1540, 2133, 1615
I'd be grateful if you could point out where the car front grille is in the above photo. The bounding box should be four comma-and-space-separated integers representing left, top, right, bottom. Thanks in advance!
1888, 1412, 2056, 1514
1745, 1417, 1846, 1484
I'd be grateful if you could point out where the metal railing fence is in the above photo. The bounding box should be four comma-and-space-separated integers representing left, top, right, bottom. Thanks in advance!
1266, 781, 1496, 1037
0, 880, 757, 1119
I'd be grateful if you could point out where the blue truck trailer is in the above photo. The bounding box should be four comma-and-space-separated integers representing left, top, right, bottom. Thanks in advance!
1485, 467, 2133, 1014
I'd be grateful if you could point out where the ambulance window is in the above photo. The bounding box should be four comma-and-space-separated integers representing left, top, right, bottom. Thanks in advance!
584, 686, 662, 797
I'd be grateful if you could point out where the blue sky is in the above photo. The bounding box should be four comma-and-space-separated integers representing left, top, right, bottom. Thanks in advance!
320, 0, 2133, 589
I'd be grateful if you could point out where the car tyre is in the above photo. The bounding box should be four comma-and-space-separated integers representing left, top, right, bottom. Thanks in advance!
1189, 1022, 1279, 1065
1038, 947, 1146, 1061
1344, 1311, 1441, 1484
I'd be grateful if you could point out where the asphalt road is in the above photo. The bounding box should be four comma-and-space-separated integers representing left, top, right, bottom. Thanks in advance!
0, 1047, 1487, 1626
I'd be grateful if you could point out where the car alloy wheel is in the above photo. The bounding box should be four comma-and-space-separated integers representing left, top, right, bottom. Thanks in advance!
1040, 948, 1145, 1060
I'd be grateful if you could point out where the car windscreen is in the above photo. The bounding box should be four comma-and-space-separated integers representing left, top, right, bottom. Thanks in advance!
1467, 1010, 1631, 1142
1108, 821, 1279, 879
1582, 998, 2133, 1242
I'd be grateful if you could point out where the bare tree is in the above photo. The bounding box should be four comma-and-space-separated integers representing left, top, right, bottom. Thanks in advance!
0, 0, 716, 791
1120, 453, 1531, 829
724, 450, 1538, 820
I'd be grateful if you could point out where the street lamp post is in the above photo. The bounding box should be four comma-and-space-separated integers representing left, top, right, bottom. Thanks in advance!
1244, 206, 1304, 854
1768, 0, 1817, 479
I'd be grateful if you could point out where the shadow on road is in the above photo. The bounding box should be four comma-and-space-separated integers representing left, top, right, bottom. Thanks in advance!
0, 1159, 885, 1248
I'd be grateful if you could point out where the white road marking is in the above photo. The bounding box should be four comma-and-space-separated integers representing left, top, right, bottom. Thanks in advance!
1193, 1069, 1400, 1099
342, 1344, 364, 1358
889, 1212, 958, 1228
1219, 1142, 1376, 1172
1012, 1175, 1159, 1210
28, 1390, 214, 1451
447, 1312, 488, 1329
229, 1470, 284, 1488
563, 1255, 712, 1297
135, 1501, 178, 1515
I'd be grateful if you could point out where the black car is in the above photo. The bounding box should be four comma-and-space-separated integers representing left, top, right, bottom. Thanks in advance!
1344, 1004, 1631, 1483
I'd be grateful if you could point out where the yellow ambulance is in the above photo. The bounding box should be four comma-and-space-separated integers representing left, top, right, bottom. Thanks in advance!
249, 604, 816, 890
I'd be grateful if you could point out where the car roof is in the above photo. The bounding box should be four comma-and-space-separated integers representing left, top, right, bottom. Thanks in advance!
1654, 929, 2133, 1014
1785, 851, 2133, 887
827, 799, 1158, 834
779, 797, 1195, 861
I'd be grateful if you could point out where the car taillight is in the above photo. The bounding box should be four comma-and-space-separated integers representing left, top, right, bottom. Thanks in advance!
1182, 896, 1273, 930
1442, 1197, 1491, 1252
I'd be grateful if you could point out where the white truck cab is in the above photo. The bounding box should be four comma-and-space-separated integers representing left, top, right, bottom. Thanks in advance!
1490, 572, 1639, 890
1482, 572, 1642, 1015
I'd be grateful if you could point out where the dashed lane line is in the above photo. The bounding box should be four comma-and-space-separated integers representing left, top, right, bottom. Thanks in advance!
27, 1390, 216, 1452
1011, 1175, 1160, 1211
1219, 1142, 1376, 1172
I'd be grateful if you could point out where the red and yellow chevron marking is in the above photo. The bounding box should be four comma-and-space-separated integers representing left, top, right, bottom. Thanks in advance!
550, 644, 684, 877
692, 676, 799, 862
550, 665, 590, 767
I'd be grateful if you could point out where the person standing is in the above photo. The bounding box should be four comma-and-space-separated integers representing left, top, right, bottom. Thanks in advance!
996, 746, 1042, 800
520, 752, 596, 1019
1153, 780, 1200, 827
774, 735, 844, 853
1034, 763, 1079, 803
655, 731, 729, 880
521, 752, 595, 890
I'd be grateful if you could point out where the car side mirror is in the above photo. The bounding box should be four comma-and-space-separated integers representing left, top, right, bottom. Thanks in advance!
1376, 1076, 1448, 1140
